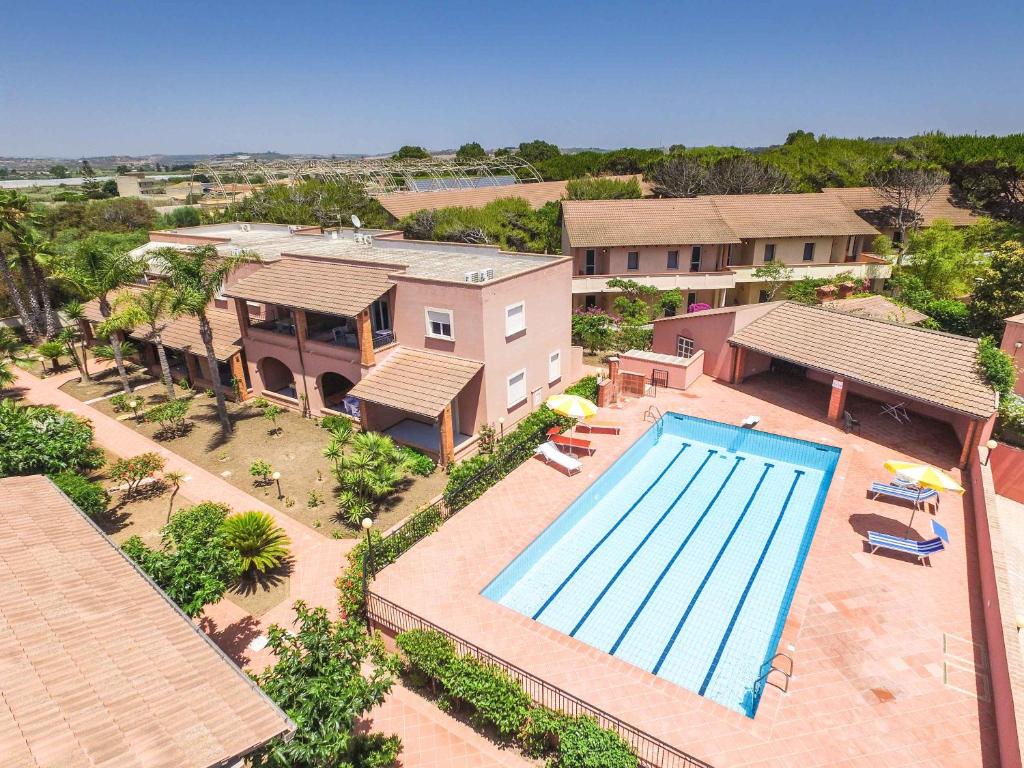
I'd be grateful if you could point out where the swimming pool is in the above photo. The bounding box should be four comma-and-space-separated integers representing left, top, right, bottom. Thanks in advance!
482, 413, 840, 717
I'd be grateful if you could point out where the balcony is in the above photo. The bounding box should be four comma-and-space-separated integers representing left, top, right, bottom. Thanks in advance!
572, 270, 736, 294
730, 260, 892, 283
372, 329, 397, 349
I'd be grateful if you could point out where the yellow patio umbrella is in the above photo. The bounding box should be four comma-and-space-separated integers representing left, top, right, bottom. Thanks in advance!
883, 460, 965, 494
546, 394, 598, 439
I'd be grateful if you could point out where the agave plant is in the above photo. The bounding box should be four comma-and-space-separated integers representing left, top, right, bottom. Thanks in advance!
219, 510, 291, 576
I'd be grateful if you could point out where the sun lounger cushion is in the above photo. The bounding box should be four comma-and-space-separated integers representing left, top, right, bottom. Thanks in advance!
870, 482, 939, 508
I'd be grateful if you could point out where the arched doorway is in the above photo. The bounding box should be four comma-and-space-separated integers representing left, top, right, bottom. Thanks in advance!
258, 356, 296, 398
320, 371, 356, 412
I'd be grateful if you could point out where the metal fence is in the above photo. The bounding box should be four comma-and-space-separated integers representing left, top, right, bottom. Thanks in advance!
367, 592, 713, 768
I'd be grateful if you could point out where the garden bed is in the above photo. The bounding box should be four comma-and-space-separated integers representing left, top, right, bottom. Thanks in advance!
87, 392, 446, 539
59, 363, 158, 402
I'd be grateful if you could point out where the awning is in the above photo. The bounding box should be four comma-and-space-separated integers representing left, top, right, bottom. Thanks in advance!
348, 347, 483, 419
224, 259, 393, 316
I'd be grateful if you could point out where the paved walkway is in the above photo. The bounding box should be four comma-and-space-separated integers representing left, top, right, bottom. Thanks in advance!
12, 365, 535, 767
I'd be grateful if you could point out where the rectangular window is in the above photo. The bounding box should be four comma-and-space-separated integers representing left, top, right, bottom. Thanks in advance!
507, 369, 527, 408
676, 336, 695, 358
425, 308, 453, 340
627, 252, 639, 270
584, 295, 597, 309
763, 243, 776, 262
687, 291, 697, 309
690, 246, 702, 272
548, 350, 561, 383
584, 249, 596, 275
667, 250, 679, 270
802, 242, 815, 261
759, 290, 770, 303
505, 301, 526, 336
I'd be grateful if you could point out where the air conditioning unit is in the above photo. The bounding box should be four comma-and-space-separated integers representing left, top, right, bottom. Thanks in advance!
480, 268, 494, 281
288, 225, 299, 233
239, 223, 251, 232
464, 270, 482, 283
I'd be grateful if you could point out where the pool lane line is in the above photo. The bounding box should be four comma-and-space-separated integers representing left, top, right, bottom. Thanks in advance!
531, 442, 693, 621
609, 457, 769, 655
569, 451, 737, 638
697, 469, 804, 698
651, 462, 774, 675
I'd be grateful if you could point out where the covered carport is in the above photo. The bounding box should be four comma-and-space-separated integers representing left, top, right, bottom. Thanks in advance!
727, 302, 999, 468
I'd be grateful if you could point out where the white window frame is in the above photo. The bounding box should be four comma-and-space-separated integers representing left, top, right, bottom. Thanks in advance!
507, 369, 527, 408
215, 279, 227, 300
424, 307, 454, 340
505, 301, 526, 337
676, 335, 695, 359
548, 350, 561, 383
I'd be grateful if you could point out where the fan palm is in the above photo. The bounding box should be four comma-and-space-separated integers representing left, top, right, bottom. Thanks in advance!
111, 283, 177, 401
17, 229, 60, 338
0, 190, 43, 340
60, 302, 90, 382
157, 245, 261, 432
219, 511, 291, 575
35, 340, 64, 373
0, 327, 29, 390
57, 236, 143, 393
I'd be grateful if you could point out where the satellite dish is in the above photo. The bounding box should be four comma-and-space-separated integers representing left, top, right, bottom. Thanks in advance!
351, 214, 362, 229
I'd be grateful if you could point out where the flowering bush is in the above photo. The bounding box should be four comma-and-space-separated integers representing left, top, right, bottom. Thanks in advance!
687, 302, 712, 313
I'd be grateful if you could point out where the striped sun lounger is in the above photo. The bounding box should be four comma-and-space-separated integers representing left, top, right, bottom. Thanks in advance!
870, 482, 939, 510
867, 530, 946, 565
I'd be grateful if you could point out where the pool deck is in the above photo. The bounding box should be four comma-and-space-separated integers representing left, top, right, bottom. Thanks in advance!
372, 373, 999, 767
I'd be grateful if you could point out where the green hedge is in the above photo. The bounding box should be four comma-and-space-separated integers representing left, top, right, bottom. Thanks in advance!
397, 629, 637, 766
48, 471, 109, 518
398, 446, 436, 477
564, 375, 599, 402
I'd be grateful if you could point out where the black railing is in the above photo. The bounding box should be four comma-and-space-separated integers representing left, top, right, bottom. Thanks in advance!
366, 592, 713, 768
372, 329, 396, 349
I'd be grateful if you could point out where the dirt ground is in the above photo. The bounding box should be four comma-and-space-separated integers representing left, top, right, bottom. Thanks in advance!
89, 455, 290, 617
59, 363, 158, 401
72, 388, 446, 539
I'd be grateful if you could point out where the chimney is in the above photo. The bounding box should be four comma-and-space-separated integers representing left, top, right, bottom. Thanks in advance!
607, 356, 620, 385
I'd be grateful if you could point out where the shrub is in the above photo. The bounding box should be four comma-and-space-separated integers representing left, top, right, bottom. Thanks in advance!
0, 400, 104, 477
977, 337, 1017, 396
36, 340, 64, 372
109, 393, 132, 413
998, 395, 1024, 447
564, 375, 599, 403
307, 489, 324, 508
219, 510, 291, 575
398, 446, 435, 476
263, 403, 285, 434
335, 432, 410, 525
48, 471, 109, 517
571, 308, 614, 353
613, 324, 653, 353
924, 299, 971, 335
122, 502, 242, 617
397, 629, 531, 739
320, 414, 351, 434
249, 459, 273, 485
477, 423, 498, 455
522, 710, 638, 768
144, 398, 191, 438
109, 452, 165, 498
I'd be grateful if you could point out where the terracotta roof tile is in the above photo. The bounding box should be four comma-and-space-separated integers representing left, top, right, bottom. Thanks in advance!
822, 185, 978, 228
561, 198, 741, 248
0, 476, 293, 768
224, 259, 393, 317
377, 176, 649, 219
729, 302, 997, 418
821, 295, 929, 325
709, 193, 881, 239
347, 346, 483, 418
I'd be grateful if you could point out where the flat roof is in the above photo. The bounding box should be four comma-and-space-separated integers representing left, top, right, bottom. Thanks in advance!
153, 223, 565, 284
729, 302, 997, 418
347, 346, 483, 418
224, 259, 393, 317
0, 476, 294, 768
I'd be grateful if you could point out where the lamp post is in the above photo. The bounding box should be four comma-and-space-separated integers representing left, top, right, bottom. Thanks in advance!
499, 417, 505, 439
983, 439, 998, 466
361, 517, 374, 633
272, 471, 282, 499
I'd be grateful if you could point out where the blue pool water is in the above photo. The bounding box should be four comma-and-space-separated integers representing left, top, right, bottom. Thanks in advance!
482, 413, 840, 717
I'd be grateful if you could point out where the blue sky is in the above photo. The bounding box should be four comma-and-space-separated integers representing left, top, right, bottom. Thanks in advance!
3, 0, 1023, 157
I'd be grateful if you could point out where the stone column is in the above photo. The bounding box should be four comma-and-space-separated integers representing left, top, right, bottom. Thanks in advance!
826, 377, 847, 422
233, 299, 250, 339
229, 352, 249, 402
732, 347, 747, 384
439, 403, 456, 466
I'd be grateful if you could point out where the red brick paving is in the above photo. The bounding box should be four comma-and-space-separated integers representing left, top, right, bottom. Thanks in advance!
373, 374, 1000, 768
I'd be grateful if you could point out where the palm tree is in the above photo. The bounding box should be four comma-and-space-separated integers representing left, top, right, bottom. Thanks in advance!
57, 237, 143, 394
61, 302, 90, 382
219, 510, 291, 576
0, 190, 43, 340
0, 327, 30, 388
17, 229, 60, 338
164, 470, 185, 523
158, 245, 260, 433
111, 283, 177, 401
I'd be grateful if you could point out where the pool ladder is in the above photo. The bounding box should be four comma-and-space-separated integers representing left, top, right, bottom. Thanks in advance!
754, 652, 794, 695
644, 405, 664, 440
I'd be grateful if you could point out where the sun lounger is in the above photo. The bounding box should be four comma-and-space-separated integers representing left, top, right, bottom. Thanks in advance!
546, 427, 595, 455
535, 441, 581, 475
870, 482, 939, 510
575, 419, 621, 435
868, 521, 949, 565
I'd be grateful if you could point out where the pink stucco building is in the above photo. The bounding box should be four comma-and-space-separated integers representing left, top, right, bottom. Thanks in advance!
141, 223, 581, 465
1000, 312, 1024, 396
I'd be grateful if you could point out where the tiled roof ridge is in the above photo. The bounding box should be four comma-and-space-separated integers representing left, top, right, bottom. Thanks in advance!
793, 300, 980, 344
